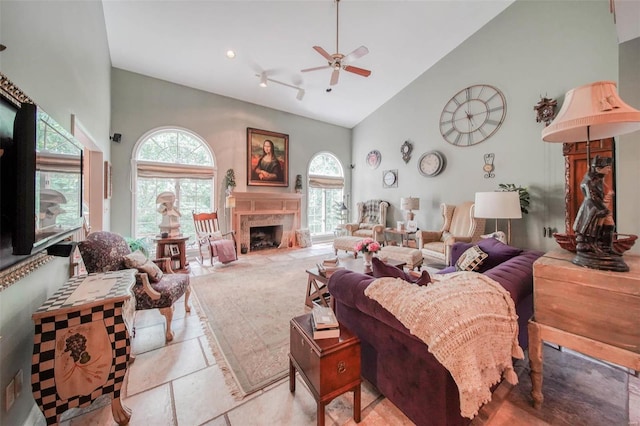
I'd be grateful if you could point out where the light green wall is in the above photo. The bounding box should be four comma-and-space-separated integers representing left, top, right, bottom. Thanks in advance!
351, 0, 629, 253
0, 1, 111, 425
109, 69, 352, 236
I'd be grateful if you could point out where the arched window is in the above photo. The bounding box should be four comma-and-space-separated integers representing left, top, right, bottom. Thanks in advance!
307, 152, 345, 237
133, 128, 215, 239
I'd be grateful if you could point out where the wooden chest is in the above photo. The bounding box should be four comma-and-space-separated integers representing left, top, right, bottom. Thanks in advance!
289, 313, 361, 425
533, 250, 640, 353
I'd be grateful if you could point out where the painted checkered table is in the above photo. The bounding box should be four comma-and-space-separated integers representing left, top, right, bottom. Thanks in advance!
31, 269, 136, 425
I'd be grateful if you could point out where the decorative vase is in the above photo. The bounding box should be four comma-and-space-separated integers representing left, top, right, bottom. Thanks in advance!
363, 252, 373, 266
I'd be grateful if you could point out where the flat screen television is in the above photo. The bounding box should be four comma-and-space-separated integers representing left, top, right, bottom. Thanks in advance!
1, 72, 83, 270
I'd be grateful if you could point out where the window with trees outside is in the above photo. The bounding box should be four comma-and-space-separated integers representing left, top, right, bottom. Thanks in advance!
133, 128, 215, 241
307, 152, 345, 237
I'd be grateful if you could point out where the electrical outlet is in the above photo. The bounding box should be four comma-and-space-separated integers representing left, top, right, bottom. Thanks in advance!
5, 378, 15, 411
14, 369, 23, 398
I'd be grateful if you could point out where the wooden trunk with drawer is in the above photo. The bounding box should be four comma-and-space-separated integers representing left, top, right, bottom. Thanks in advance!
289, 313, 361, 426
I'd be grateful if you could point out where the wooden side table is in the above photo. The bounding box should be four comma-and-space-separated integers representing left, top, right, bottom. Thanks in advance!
528, 250, 640, 409
289, 313, 361, 426
153, 235, 190, 273
31, 269, 136, 425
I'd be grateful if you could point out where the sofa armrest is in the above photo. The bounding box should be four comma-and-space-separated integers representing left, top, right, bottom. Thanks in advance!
136, 272, 162, 300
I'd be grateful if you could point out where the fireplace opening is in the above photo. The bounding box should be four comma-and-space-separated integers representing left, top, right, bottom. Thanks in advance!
250, 225, 283, 251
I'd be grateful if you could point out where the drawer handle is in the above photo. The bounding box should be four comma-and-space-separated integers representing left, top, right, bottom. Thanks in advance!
337, 361, 346, 374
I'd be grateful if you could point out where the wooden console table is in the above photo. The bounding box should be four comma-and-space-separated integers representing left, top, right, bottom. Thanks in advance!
528, 250, 640, 409
31, 269, 136, 425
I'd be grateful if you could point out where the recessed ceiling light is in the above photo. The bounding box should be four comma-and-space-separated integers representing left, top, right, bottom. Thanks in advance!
226, 50, 236, 59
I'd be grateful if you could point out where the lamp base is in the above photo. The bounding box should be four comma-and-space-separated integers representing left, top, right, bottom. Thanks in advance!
572, 251, 629, 272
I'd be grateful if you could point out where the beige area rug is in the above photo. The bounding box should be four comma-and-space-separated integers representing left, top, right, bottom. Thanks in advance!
191, 246, 334, 398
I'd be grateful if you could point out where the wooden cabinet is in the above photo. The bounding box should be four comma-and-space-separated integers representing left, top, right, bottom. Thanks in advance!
528, 250, 640, 408
562, 138, 615, 233
289, 313, 361, 426
31, 270, 136, 425
154, 235, 190, 273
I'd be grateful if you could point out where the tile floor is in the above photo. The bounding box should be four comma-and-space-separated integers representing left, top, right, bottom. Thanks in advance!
50, 243, 637, 426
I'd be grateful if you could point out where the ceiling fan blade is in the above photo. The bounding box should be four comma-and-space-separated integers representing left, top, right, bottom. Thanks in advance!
344, 65, 372, 77
344, 45, 369, 63
301, 65, 331, 73
313, 46, 334, 62
330, 69, 340, 86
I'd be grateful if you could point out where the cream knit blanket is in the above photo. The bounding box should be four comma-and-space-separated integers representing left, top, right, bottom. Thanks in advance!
364, 271, 524, 419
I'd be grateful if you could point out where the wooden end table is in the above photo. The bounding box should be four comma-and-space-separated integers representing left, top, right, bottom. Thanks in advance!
528, 250, 640, 409
289, 313, 361, 426
305, 257, 406, 308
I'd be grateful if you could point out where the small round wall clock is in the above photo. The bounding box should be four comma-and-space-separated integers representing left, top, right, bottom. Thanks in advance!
418, 151, 445, 177
383, 169, 398, 188
366, 150, 381, 169
439, 84, 506, 147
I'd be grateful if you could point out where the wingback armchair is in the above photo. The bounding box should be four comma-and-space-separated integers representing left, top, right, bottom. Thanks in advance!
78, 231, 191, 342
416, 201, 486, 266
344, 200, 389, 243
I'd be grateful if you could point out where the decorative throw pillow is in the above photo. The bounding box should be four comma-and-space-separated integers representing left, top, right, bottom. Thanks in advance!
296, 229, 312, 248
455, 245, 488, 272
372, 257, 431, 286
441, 231, 453, 243
209, 231, 223, 241
123, 250, 164, 283
279, 230, 293, 248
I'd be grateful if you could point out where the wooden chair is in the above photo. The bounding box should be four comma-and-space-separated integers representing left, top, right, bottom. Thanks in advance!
192, 211, 238, 265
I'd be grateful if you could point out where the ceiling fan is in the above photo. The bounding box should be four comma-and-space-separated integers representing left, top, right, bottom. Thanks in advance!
301, 0, 371, 87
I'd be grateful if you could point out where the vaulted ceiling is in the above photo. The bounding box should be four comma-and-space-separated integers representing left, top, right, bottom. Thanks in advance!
102, 0, 638, 129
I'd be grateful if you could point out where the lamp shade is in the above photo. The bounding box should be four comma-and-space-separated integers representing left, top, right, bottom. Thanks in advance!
400, 197, 420, 211
225, 195, 236, 209
474, 192, 522, 219
542, 81, 640, 143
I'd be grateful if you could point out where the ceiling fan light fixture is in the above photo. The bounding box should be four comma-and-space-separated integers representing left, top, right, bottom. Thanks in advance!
296, 89, 305, 101
259, 72, 268, 87
225, 50, 236, 59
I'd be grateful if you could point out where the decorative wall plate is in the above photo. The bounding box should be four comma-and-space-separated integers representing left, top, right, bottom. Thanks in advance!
366, 150, 381, 169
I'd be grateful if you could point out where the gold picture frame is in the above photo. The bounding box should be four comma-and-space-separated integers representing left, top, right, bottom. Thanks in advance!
247, 128, 289, 187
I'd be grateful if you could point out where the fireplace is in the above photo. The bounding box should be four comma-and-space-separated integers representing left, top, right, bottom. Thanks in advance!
230, 192, 302, 255
250, 225, 283, 251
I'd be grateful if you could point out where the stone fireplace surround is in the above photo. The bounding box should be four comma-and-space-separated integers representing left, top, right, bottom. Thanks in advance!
230, 192, 302, 255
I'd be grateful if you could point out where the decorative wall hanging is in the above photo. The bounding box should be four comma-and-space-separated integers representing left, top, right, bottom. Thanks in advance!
483, 153, 495, 178
366, 150, 381, 169
400, 140, 413, 163
534, 96, 557, 126
247, 127, 289, 187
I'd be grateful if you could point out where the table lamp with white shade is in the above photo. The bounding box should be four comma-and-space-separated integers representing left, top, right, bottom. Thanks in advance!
474, 191, 522, 245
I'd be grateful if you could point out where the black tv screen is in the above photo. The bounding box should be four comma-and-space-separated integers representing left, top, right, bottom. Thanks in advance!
0, 73, 83, 270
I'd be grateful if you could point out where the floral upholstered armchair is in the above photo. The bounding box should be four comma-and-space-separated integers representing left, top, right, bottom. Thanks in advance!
416, 202, 486, 266
78, 231, 191, 342
344, 200, 389, 244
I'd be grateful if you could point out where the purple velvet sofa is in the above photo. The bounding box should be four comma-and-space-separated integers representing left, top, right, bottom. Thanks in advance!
327, 239, 543, 426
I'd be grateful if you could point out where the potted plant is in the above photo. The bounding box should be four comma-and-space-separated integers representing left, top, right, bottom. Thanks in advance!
224, 169, 236, 195
125, 237, 150, 258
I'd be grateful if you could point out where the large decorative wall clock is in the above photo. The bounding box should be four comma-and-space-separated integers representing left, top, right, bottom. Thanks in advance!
439, 84, 507, 147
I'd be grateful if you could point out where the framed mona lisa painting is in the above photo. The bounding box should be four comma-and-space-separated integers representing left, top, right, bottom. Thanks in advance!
247, 127, 289, 187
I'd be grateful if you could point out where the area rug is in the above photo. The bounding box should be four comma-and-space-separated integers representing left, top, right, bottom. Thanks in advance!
191, 248, 333, 398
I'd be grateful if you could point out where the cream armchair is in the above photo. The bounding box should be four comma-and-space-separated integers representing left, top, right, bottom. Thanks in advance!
417, 201, 486, 266
344, 200, 389, 243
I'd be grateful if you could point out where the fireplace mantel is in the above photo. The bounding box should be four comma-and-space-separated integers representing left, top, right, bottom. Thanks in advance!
231, 192, 302, 254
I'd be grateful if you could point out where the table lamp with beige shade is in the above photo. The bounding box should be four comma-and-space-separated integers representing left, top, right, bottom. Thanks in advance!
400, 197, 420, 221
542, 81, 640, 272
